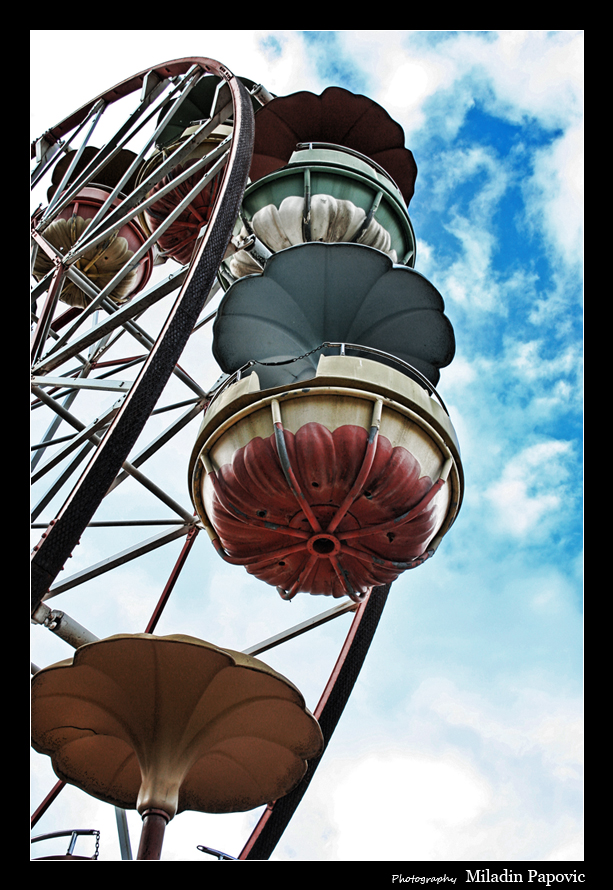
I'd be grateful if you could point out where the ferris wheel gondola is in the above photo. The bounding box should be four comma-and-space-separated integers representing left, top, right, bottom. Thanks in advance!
31, 59, 463, 860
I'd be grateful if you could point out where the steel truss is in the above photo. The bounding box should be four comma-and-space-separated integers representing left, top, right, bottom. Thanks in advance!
31, 57, 390, 861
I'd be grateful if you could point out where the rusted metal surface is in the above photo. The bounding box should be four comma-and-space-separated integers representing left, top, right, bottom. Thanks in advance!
30, 779, 66, 829
137, 810, 169, 861
30, 262, 67, 364
207, 420, 440, 599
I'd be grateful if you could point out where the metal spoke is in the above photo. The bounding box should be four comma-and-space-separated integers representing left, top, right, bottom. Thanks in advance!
35, 266, 208, 398
32, 374, 133, 394
32, 268, 189, 376
243, 601, 357, 655
31, 409, 117, 484
31, 432, 78, 452
66, 70, 204, 244
31, 384, 196, 523
106, 399, 207, 493
31, 60, 255, 612
31, 440, 96, 522
31, 386, 81, 470
30, 264, 68, 365
68, 135, 231, 264
43, 525, 192, 600
40, 100, 106, 222
34, 69, 187, 233
31, 95, 107, 190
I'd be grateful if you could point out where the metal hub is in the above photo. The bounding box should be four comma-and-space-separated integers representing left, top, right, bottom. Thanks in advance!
307, 533, 341, 557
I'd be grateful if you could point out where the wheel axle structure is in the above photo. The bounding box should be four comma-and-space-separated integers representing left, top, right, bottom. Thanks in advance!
31, 57, 463, 860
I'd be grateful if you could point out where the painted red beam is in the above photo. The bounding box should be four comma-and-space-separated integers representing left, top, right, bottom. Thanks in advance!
30, 779, 65, 829
238, 583, 390, 860
31, 526, 200, 827
145, 526, 199, 634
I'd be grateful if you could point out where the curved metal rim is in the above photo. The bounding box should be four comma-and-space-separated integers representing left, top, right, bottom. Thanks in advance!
31, 59, 255, 614
238, 583, 390, 859
31, 57, 239, 159
207, 342, 449, 414
239, 162, 416, 265
190, 382, 464, 564
294, 141, 403, 193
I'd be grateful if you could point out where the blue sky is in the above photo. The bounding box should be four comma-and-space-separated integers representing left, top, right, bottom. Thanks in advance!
30, 31, 583, 862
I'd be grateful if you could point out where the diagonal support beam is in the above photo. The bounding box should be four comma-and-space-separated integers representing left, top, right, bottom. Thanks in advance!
42, 524, 192, 599
30, 65, 253, 613
239, 584, 390, 860
31, 385, 195, 522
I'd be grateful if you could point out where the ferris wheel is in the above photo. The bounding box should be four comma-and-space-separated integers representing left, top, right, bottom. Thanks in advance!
31, 57, 463, 860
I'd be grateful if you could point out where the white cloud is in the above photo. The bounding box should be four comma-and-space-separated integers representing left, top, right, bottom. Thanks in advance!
275, 663, 584, 861
425, 144, 511, 250
507, 339, 581, 383
484, 440, 575, 536
478, 31, 583, 129
414, 678, 583, 781
440, 224, 501, 312
441, 354, 478, 392
503, 338, 583, 420
381, 55, 456, 137
338, 31, 582, 145
419, 146, 520, 313
332, 751, 490, 861
526, 122, 584, 267
546, 832, 585, 862
409, 32, 583, 271
325, 673, 583, 861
